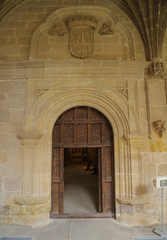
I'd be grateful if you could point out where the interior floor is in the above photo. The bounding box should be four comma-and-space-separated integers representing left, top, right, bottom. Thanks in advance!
64, 148, 99, 214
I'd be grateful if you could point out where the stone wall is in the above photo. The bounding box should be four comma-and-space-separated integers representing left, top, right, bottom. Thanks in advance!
0, 0, 167, 226
0, 64, 26, 222
0, 0, 145, 62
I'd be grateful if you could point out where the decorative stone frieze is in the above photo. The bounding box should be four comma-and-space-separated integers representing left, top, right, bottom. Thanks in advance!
99, 23, 114, 35
153, 120, 167, 137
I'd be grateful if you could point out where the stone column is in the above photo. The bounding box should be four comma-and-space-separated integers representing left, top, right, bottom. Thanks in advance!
17, 133, 42, 196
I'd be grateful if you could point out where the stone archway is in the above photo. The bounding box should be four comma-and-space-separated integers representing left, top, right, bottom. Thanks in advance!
51, 106, 115, 217
16, 89, 146, 224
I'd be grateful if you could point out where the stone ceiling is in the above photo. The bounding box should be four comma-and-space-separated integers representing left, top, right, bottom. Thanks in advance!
0, 0, 167, 61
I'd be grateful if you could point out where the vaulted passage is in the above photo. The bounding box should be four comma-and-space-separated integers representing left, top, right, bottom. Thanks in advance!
51, 107, 115, 218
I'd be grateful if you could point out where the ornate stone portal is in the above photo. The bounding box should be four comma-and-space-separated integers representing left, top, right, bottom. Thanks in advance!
0, 2, 167, 227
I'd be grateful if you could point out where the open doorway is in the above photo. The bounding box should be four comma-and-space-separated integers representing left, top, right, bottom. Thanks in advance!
51, 106, 115, 218
64, 148, 100, 214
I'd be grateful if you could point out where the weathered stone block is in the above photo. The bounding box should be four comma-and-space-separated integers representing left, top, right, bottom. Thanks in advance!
21, 14, 37, 21
143, 164, 156, 178
8, 109, 24, 127
0, 110, 9, 122
18, 37, 31, 45
3, 177, 21, 192
0, 38, 8, 45
15, 29, 34, 37
0, 205, 10, 216
0, 151, 7, 164
0, 30, 15, 37
8, 38, 17, 45
158, 164, 167, 176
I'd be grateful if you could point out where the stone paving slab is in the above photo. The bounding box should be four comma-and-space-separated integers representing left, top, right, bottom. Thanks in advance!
0, 220, 166, 240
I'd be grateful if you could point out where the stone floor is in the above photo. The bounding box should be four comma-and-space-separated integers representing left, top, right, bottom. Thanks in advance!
64, 160, 99, 214
0, 219, 166, 240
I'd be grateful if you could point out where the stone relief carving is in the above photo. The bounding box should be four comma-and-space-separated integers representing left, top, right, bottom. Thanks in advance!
147, 59, 165, 78
49, 23, 65, 37
117, 89, 128, 99
153, 120, 167, 137
37, 89, 49, 98
99, 23, 114, 35
69, 28, 94, 59
66, 15, 98, 59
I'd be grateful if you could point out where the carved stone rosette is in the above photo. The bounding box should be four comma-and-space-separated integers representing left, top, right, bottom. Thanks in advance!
153, 120, 167, 137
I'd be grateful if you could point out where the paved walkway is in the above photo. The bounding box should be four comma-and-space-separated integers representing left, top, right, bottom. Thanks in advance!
0, 219, 164, 240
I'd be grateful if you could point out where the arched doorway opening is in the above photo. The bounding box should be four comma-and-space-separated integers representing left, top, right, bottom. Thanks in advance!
50, 106, 115, 218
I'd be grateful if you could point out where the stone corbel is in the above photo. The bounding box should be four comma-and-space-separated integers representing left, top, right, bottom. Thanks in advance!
147, 58, 165, 79
117, 196, 150, 206
153, 120, 167, 137
14, 195, 49, 205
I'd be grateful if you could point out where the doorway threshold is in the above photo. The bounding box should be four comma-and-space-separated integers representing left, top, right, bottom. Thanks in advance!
50, 212, 114, 219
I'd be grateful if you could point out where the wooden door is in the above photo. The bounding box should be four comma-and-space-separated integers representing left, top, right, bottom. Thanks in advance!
51, 147, 64, 214
98, 148, 102, 212
51, 106, 115, 217
101, 147, 115, 213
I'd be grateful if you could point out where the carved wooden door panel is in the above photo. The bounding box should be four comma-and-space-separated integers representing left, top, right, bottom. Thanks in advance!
51, 147, 64, 214
101, 147, 114, 213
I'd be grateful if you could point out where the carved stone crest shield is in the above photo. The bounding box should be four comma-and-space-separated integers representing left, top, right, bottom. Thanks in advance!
70, 27, 94, 58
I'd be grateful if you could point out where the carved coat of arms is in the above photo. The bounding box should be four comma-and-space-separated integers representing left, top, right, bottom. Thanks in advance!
70, 27, 94, 58
66, 15, 98, 59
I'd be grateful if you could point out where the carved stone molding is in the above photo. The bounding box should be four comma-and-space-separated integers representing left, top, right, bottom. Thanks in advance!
65, 15, 98, 30
37, 89, 49, 98
118, 197, 150, 206
49, 23, 65, 37
147, 59, 165, 79
99, 23, 114, 35
153, 120, 167, 137
117, 89, 128, 99
17, 133, 42, 145
14, 195, 49, 205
